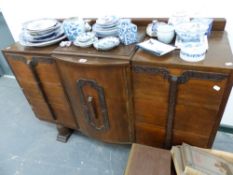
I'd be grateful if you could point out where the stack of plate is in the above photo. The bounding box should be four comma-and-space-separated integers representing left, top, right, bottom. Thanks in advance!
73, 32, 97, 48
19, 18, 66, 47
92, 16, 120, 38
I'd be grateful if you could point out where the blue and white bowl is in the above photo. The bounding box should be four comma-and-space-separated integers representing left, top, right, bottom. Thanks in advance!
175, 22, 208, 42
180, 42, 207, 62
63, 17, 86, 41
118, 19, 137, 45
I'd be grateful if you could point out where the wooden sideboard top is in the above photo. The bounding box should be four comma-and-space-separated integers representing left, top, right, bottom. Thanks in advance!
52, 27, 146, 60
2, 42, 57, 56
133, 31, 233, 72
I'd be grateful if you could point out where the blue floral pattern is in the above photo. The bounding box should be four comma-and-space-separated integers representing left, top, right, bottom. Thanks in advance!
118, 19, 138, 45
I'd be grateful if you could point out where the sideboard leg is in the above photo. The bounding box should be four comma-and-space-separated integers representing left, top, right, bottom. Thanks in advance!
56, 124, 73, 143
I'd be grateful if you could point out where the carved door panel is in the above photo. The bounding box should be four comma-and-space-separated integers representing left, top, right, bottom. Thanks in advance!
4, 53, 78, 129
55, 57, 133, 143
4, 53, 55, 122
173, 72, 228, 148
132, 64, 229, 148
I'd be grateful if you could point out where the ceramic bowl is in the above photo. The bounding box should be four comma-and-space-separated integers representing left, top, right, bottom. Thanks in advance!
175, 22, 208, 42
157, 24, 174, 44
191, 18, 213, 36
180, 42, 207, 62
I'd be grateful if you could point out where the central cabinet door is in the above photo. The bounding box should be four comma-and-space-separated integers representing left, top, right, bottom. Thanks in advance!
55, 56, 133, 143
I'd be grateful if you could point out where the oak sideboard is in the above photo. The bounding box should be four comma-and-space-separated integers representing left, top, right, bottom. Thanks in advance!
2, 18, 233, 149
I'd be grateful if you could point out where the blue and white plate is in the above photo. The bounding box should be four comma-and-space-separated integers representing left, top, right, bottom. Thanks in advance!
19, 34, 66, 47
23, 18, 58, 32
24, 22, 62, 37
96, 16, 119, 27
23, 28, 64, 43
93, 36, 120, 50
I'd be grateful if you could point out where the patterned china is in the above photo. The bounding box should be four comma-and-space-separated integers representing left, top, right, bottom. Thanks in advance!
146, 20, 159, 37
156, 24, 174, 44
96, 15, 120, 26
93, 15, 120, 38
73, 32, 97, 48
93, 36, 120, 50
22, 18, 58, 32
180, 42, 207, 62
19, 18, 66, 47
118, 19, 138, 45
63, 17, 86, 41
19, 34, 66, 47
175, 22, 208, 42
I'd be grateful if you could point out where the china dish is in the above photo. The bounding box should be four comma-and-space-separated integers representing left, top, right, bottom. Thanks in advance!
96, 15, 119, 26
93, 36, 120, 50
19, 34, 66, 47
93, 15, 120, 38
175, 22, 208, 42
22, 28, 64, 43
73, 32, 97, 48
180, 42, 207, 62
22, 18, 58, 32
19, 18, 66, 47
137, 39, 176, 56
146, 20, 159, 37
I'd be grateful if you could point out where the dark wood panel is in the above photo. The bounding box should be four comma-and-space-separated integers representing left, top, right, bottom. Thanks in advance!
133, 71, 169, 127
174, 75, 228, 144
56, 58, 133, 143
51, 103, 78, 129
172, 129, 209, 148
5, 54, 36, 82
27, 97, 54, 122
135, 122, 166, 147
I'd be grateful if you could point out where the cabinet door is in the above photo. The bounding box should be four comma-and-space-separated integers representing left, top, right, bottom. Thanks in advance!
55, 57, 133, 143
5, 53, 55, 122
4, 53, 78, 129
132, 66, 169, 147
173, 72, 228, 148
132, 64, 229, 148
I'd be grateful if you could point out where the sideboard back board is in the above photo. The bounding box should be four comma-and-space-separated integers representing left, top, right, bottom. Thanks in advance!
2, 18, 233, 149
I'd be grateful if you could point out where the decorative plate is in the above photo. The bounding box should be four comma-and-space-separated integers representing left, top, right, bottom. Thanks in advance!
93, 36, 120, 51
19, 34, 66, 47
96, 16, 119, 26
22, 18, 58, 32
24, 23, 61, 37
23, 28, 64, 43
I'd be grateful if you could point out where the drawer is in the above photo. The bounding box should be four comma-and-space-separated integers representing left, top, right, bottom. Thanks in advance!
135, 122, 165, 147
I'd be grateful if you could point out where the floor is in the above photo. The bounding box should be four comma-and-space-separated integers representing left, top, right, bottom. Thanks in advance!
0, 77, 233, 175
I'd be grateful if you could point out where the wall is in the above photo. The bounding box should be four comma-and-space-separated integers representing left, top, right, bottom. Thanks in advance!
0, 12, 14, 75
1, 0, 233, 125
